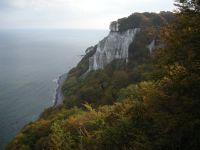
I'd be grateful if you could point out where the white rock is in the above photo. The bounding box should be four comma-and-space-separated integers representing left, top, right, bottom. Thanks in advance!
88, 28, 140, 71
147, 39, 155, 54
109, 21, 120, 32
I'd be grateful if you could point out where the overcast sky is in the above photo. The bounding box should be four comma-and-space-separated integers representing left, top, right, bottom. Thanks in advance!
0, 0, 175, 29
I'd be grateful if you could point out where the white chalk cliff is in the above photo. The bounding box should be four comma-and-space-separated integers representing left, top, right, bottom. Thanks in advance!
147, 40, 156, 54
88, 22, 140, 71
109, 21, 120, 32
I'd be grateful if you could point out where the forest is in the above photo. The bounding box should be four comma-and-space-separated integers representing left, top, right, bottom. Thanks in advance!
6, 0, 200, 150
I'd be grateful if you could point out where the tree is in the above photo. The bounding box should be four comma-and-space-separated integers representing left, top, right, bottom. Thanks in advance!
175, 0, 200, 12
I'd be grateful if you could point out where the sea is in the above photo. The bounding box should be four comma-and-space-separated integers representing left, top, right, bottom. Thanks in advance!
0, 29, 107, 149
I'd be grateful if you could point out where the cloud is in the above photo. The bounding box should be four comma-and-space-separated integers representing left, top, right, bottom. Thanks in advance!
0, 0, 11, 10
0, 0, 175, 29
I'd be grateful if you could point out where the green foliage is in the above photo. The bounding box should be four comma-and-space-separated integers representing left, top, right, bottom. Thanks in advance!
118, 12, 175, 31
175, 0, 200, 12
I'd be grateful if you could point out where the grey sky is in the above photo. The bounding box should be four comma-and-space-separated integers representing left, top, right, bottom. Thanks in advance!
0, 0, 175, 29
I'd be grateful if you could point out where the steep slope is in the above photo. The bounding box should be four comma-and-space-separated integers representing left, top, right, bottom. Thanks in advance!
11, 11, 200, 150
60, 12, 174, 107
88, 28, 140, 71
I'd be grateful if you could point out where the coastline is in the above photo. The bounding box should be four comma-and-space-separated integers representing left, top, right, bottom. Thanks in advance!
54, 73, 68, 106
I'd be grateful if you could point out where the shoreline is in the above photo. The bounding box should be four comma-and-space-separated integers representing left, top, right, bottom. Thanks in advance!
54, 73, 68, 106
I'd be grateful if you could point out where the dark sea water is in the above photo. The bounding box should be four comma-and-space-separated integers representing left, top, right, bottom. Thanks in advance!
0, 29, 107, 149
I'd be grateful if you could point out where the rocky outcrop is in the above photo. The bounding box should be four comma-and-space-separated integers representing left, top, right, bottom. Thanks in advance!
147, 39, 156, 54
109, 21, 120, 32
87, 12, 175, 72
147, 39, 164, 55
54, 73, 68, 106
88, 27, 140, 71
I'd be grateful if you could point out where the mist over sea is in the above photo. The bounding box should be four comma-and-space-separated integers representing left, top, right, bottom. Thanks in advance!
0, 29, 107, 149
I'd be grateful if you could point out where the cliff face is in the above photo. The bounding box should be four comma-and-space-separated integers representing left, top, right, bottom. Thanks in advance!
84, 12, 175, 73
109, 21, 120, 32
88, 28, 140, 71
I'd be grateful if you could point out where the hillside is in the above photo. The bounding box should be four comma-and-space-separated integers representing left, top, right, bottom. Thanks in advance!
61, 11, 174, 108
6, 4, 200, 150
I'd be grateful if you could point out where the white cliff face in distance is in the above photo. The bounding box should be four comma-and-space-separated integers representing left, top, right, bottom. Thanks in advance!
88, 22, 140, 71
147, 39, 155, 54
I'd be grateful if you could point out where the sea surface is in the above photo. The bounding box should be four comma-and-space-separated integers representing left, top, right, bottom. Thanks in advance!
0, 29, 107, 149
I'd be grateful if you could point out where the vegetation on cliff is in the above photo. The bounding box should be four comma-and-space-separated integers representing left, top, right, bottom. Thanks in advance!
7, 1, 200, 150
